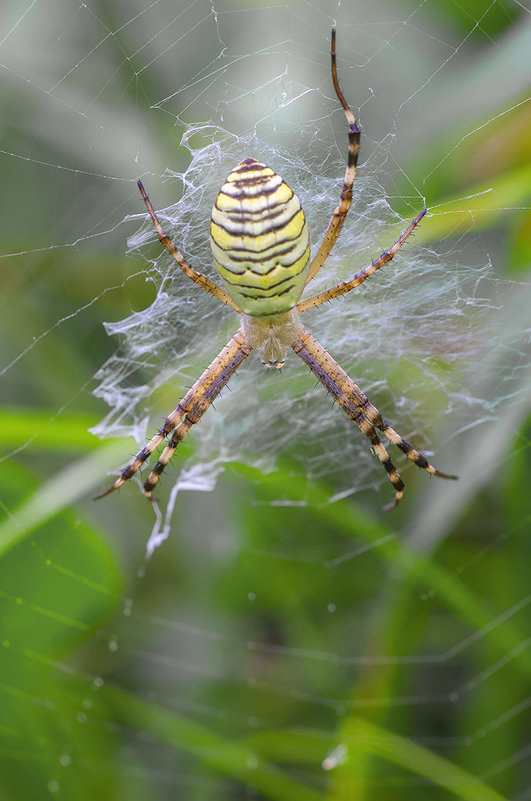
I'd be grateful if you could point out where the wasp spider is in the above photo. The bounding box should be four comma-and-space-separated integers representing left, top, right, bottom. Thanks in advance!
97, 29, 456, 508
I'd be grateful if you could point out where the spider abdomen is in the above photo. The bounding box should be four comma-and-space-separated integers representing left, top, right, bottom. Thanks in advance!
210, 157, 310, 317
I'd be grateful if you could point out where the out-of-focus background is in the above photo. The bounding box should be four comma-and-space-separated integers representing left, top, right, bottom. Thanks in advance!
1, 1, 530, 799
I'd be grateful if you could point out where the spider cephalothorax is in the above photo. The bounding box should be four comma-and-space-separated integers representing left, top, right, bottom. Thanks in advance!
97, 29, 456, 508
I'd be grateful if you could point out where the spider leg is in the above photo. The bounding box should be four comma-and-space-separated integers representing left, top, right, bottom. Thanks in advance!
298, 209, 426, 313
96, 328, 252, 499
361, 399, 457, 480
292, 327, 404, 507
291, 326, 456, 508
305, 28, 360, 285
338, 377, 457, 480
138, 180, 242, 313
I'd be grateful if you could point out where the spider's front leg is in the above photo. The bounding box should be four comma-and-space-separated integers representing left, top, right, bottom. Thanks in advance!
299, 208, 426, 313
96, 328, 252, 500
137, 180, 242, 313
292, 326, 456, 508
305, 28, 361, 284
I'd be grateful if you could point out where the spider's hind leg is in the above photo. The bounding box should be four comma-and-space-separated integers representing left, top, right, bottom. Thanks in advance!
354, 408, 405, 509
94, 415, 185, 499
96, 328, 252, 500
361, 399, 458, 480
142, 416, 194, 499
292, 327, 406, 508
292, 325, 456, 508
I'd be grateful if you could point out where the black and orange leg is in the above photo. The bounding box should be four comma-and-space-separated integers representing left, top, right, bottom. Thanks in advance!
96, 328, 252, 499
292, 327, 405, 508
306, 28, 361, 284
137, 180, 242, 313
292, 326, 456, 508
358, 397, 457, 480
298, 209, 426, 313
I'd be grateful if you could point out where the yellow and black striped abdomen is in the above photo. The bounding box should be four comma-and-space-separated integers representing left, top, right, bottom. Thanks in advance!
210, 158, 310, 317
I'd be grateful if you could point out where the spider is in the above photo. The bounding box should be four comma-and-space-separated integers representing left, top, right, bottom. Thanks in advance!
97, 28, 457, 509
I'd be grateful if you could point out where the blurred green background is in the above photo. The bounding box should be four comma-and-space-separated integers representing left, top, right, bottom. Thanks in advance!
0, 1, 530, 799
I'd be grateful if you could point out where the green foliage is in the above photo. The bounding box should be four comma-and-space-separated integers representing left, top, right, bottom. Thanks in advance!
0, 461, 123, 800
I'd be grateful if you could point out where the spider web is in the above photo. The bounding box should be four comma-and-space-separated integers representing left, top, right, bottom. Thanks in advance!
1, 1, 530, 799
81, 4, 526, 528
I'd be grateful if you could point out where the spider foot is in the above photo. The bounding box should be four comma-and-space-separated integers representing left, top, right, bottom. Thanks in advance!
94, 478, 125, 500
383, 489, 404, 512
428, 466, 459, 480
